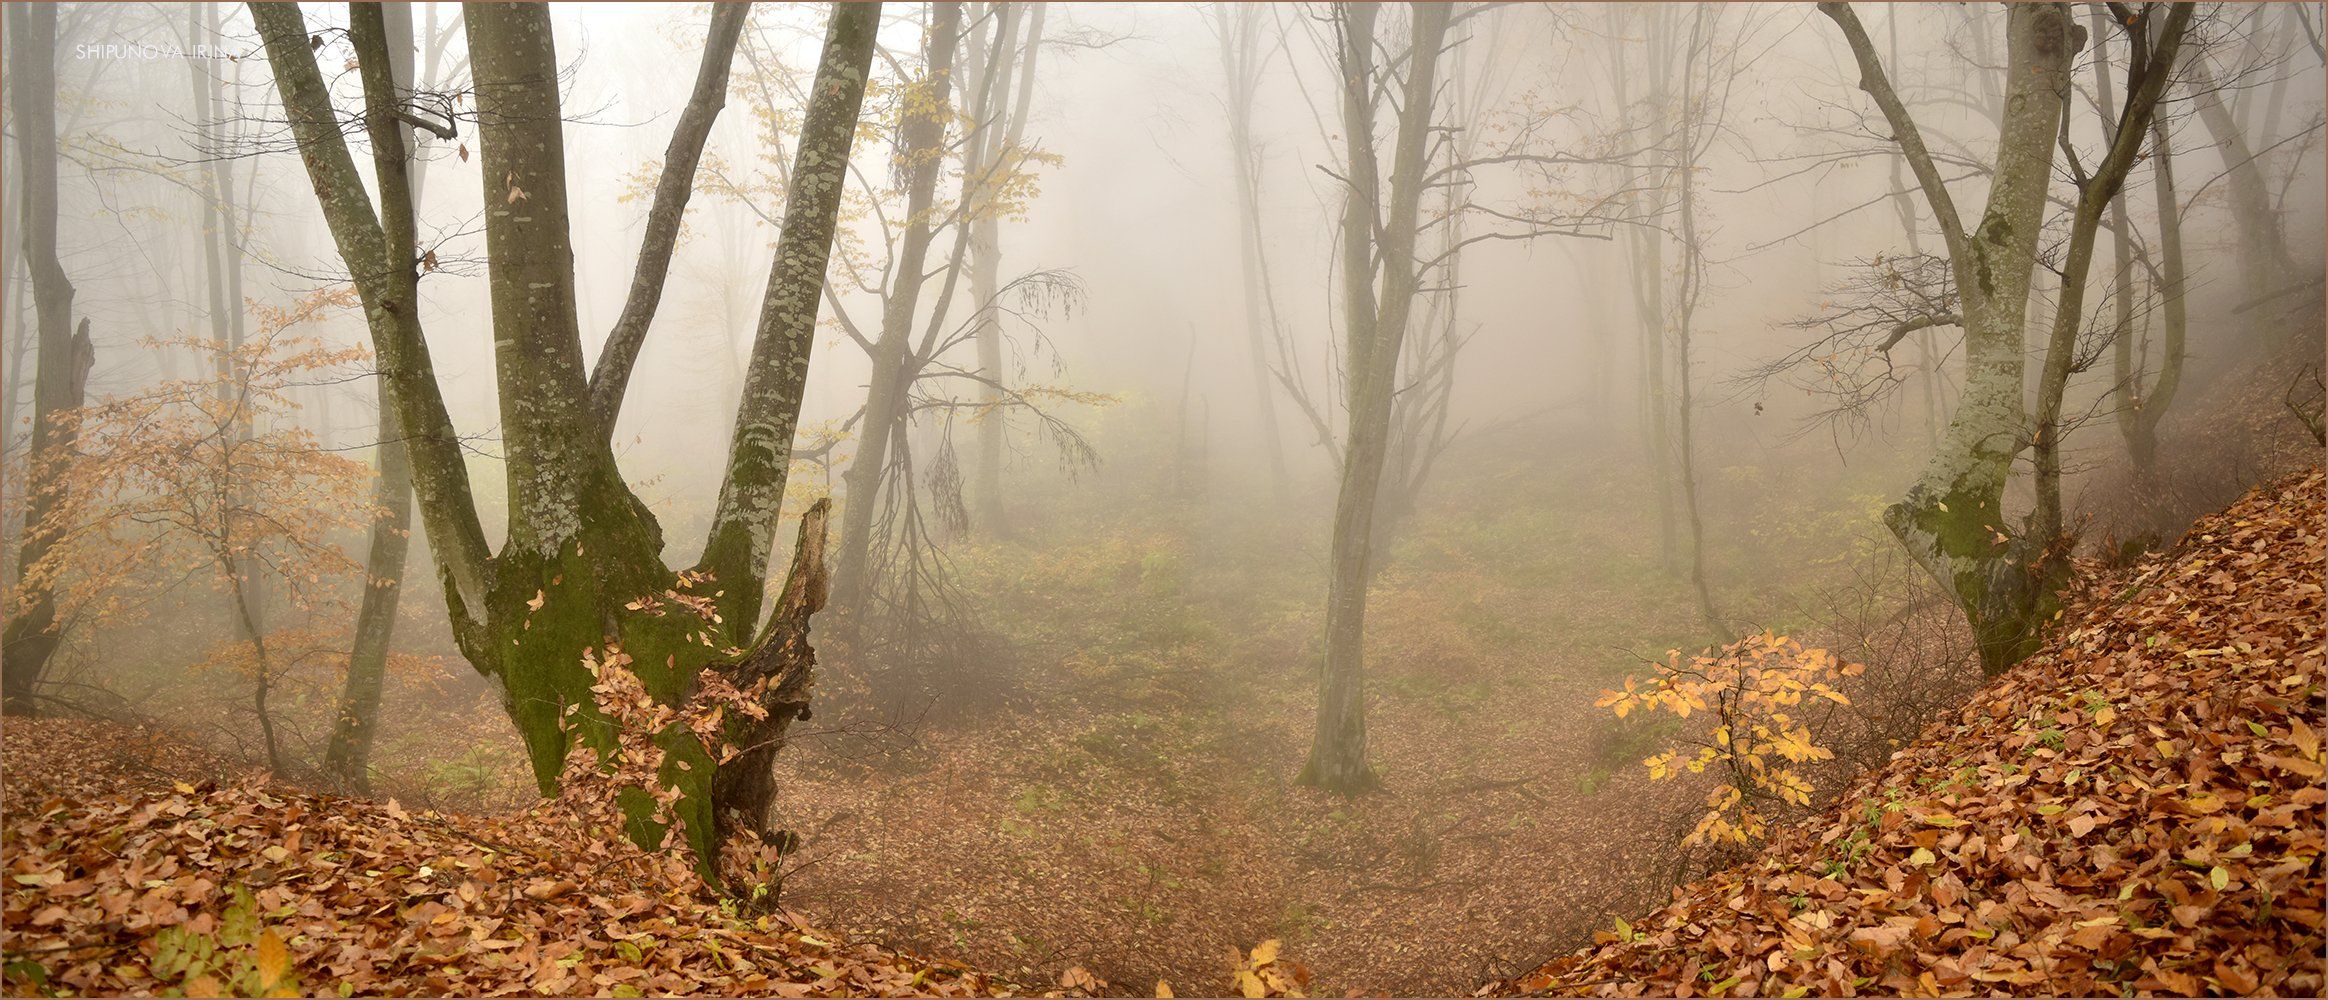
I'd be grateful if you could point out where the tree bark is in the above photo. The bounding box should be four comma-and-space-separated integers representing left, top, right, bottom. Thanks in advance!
2032, 6, 2190, 547
2125, 53, 2187, 475
585, 3, 750, 441
699, 0, 883, 635
962, 2, 1043, 534
0, 6, 94, 716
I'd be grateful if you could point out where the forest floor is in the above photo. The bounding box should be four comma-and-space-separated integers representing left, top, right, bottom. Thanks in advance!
1490, 468, 2327, 997
0, 719, 1013, 997
750, 435, 1932, 996
8, 433, 2314, 996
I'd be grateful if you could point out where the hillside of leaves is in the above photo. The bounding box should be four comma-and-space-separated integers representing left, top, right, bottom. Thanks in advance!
0, 722, 1020, 997
1486, 468, 2327, 998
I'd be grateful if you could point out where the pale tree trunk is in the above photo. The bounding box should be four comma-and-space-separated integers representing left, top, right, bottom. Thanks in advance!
257, 0, 878, 879
1, 6, 96, 716
1608, 10, 1680, 576
1219, 1, 1291, 503
833, 1, 964, 622
0, 167, 21, 469
1821, 2, 2076, 675
1302, 1, 1451, 794
2187, 51, 2299, 304
698, 2, 878, 632
964, 2, 1045, 533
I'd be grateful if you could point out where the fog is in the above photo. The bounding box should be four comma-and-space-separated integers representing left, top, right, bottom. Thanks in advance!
3, 2, 2322, 994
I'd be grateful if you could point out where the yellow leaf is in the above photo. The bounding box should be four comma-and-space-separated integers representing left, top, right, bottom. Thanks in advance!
1236, 970, 1267, 998
1156, 980, 1174, 998
1908, 847, 1936, 867
1248, 939, 1281, 967
255, 928, 290, 988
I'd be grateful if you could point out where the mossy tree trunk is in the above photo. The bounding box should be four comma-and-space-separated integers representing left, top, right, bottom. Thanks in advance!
255, 0, 880, 879
1820, 2, 2078, 675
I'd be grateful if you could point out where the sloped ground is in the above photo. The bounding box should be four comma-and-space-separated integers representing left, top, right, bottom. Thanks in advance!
0, 721, 1020, 997
1487, 468, 2327, 997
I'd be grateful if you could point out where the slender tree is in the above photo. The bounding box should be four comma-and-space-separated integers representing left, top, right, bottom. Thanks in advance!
831, 2, 966, 623
2117, 28, 2189, 477
2185, 41, 2300, 303
961, 1, 1049, 532
323, 0, 443, 795
1215, 1, 1292, 503
1301, 1, 1453, 793
2030, 5, 2192, 558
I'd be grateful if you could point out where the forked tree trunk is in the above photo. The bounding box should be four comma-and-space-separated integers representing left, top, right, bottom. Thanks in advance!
258, 0, 878, 878
1302, 1, 1451, 794
964, 1, 1044, 533
1822, 2, 2077, 675
2032, 5, 2189, 555
2119, 18, 2188, 477
1, 6, 95, 716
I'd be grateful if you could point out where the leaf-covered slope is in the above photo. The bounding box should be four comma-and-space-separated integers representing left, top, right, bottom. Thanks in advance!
1489, 468, 2326, 998
0, 721, 1017, 997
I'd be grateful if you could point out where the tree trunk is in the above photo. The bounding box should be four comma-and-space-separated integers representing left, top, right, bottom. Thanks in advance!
2187, 51, 2299, 304
833, 1, 964, 622
0, 6, 94, 716
1822, 2, 2077, 675
1220, 2, 1291, 504
2126, 62, 2187, 475
1671, 7, 1722, 634
699, 1, 882, 633
1302, 1, 1450, 794
966, 2, 1043, 534
326, 0, 422, 796
2033, 6, 2190, 547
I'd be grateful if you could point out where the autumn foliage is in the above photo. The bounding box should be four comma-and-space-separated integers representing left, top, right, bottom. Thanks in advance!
1600, 632, 1863, 847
